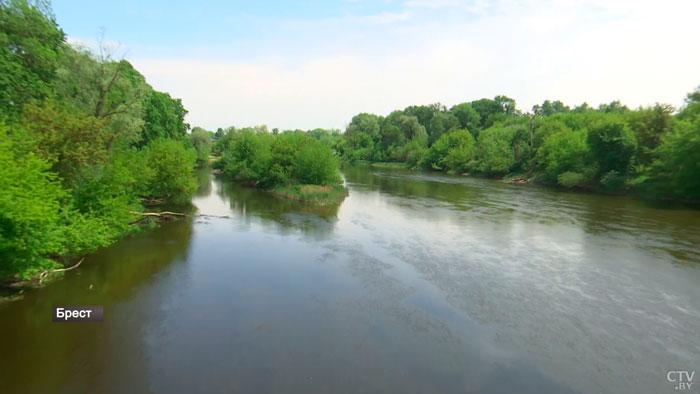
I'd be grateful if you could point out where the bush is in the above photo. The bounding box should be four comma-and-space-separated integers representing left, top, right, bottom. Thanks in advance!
557, 171, 588, 188
217, 129, 342, 188
536, 128, 594, 184
587, 119, 637, 176
647, 120, 700, 199
472, 126, 515, 174
421, 129, 475, 172
600, 170, 626, 191
294, 142, 341, 185
0, 127, 66, 277
143, 139, 197, 202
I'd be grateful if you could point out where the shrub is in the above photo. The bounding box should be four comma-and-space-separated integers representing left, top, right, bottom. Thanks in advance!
143, 139, 197, 202
472, 126, 515, 174
294, 142, 341, 185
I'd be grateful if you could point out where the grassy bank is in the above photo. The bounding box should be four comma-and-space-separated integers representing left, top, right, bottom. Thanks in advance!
272, 184, 349, 203
348, 160, 412, 169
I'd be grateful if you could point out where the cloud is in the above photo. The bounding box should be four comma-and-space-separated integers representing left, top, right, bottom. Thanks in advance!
129, 0, 700, 130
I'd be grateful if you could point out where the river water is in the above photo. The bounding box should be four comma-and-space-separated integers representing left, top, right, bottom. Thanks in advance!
1, 166, 699, 394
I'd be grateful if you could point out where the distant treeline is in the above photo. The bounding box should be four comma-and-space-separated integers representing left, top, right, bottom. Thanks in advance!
337, 92, 700, 200
0, 1, 209, 279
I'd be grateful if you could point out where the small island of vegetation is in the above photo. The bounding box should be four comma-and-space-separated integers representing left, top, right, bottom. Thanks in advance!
212, 128, 347, 203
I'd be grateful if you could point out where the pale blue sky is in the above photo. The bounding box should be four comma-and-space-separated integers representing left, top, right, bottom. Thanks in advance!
54, 0, 700, 130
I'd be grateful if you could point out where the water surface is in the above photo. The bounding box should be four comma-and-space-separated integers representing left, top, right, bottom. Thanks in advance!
1, 166, 699, 393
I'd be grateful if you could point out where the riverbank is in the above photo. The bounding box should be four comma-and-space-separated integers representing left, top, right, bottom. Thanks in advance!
347, 161, 700, 206
272, 184, 348, 203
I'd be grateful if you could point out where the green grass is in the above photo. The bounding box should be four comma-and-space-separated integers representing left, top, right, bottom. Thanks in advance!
272, 184, 348, 203
347, 160, 411, 169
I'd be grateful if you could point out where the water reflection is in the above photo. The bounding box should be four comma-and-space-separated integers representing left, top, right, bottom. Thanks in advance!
0, 219, 195, 393
195, 172, 345, 240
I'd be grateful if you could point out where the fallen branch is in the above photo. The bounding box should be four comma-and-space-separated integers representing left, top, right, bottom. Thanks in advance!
38, 257, 85, 284
53, 257, 84, 273
130, 211, 188, 217
140, 196, 166, 204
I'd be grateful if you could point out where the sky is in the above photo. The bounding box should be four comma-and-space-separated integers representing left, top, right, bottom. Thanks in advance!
54, 0, 700, 131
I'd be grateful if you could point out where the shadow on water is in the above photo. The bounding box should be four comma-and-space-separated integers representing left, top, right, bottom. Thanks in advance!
210, 172, 345, 240
0, 218, 195, 393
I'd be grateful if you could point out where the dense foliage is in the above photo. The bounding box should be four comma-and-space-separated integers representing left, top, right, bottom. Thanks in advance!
213, 128, 342, 189
340, 89, 700, 200
0, 1, 198, 279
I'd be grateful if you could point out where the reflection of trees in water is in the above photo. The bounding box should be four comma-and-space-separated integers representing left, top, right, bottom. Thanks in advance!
214, 173, 344, 239
342, 165, 486, 207
344, 165, 700, 266
194, 166, 212, 196
0, 219, 195, 393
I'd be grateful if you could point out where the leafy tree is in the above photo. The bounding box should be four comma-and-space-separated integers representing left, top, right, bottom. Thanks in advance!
21, 100, 111, 183
472, 126, 516, 174
470, 98, 505, 129
627, 104, 673, 164
536, 128, 593, 186
598, 100, 629, 114
449, 103, 480, 134
533, 100, 570, 116
0, 0, 64, 117
533, 119, 572, 149
428, 111, 459, 144
648, 120, 700, 199
344, 113, 380, 161
587, 118, 637, 176
404, 103, 443, 134
190, 126, 212, 165
294, 141, 340, 185
216, 129, 341, 188
421, 129, 475, 172
141, 90, 189, 144
54, 47, 150, 145
142, 139, 197, 202
397, 115, 427, 141
495, 95, 518, 116
678, 85, 700, 122
0, 124, 66, 276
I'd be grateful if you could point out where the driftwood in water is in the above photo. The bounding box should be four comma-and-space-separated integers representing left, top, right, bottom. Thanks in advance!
140, 196, 166, 204
131, 211, 188, 217
39, 257, 85, 284
128, 211, 188, 224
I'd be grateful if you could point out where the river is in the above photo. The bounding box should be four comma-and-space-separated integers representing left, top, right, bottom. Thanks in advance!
1, 166, 699, 394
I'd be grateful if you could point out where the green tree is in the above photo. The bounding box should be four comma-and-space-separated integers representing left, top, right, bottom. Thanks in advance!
470, 98, 505, 129
0, 0, 65, 117
143, 139, 197, 202
472, 126, 516, 174
141, 90, 189, 145
53, 47, 151, 145
294, 141, 340, 185
449, 103, 480, 135
21, 100, 111, 183
532, 100, 570, 116
190, 126, 212, 165
627, 104, 673, 164
0, 124, 66, 276
536, 128, 593, 186
648, 120, 700, 199
587, 118, 637, 176
428, 111, 459, 144
421, 129, 475, 172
